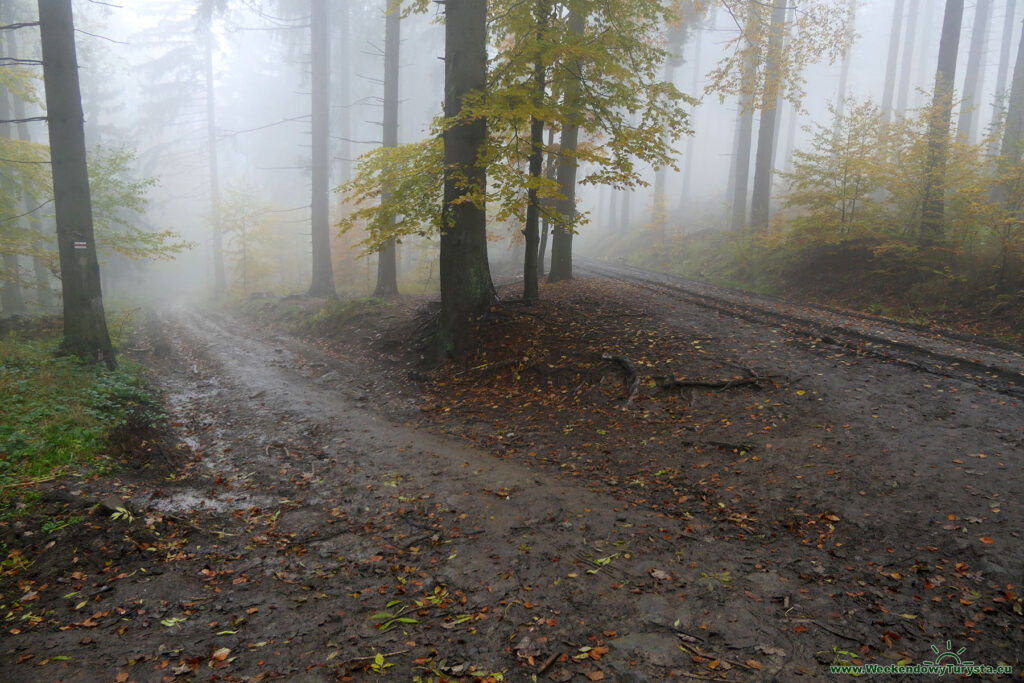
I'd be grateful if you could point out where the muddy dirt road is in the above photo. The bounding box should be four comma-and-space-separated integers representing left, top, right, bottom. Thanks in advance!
2, 276, 1022, 681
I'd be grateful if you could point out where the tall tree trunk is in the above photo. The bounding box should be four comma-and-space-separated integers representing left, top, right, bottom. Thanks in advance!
896, 0, 919, 116
549, 9, 584, 283
336, 1, 352, 184
957, 0, 992, 141
3, 15, 52, 309
38, 0, 116, 368
374, 0, 401, 297
8, 51, 52, 310
750, 0, 786, 229
881, 0, 906, 125
989, 0, 1017, 157
654, 16, 686, 233
0, 47, 25, 314
538, 127, 555, 279
996, 17, 1024, 187
308, 0, 336, 297
619, 187, 631, 230
608, 186, 618, 232
914, 0, 936, 111
920, 0, 965, 244
834, 0, 855, 121
522, 0, 550, 302
204, 24, 225, 295
730, 8, 759, 231
435, 0, 494, 358
681, 25, 702, 209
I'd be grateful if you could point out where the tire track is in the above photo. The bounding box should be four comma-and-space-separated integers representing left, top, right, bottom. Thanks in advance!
577, 258, 1024, 398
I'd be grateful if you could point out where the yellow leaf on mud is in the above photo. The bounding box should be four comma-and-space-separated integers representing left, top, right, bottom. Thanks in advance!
212, 647, 231, 661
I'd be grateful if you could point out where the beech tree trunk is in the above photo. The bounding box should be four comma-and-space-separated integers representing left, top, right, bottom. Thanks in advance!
920, 0, 965, 243
989, 0, 1017, 157
957, 0, 992, 142
204, 25, 226, 295
749, 0, 786, 229
896, 0, 919, 117
335, 2, 352, 184
435, 0, 494, 358
881, 0, 906, 125
38, 0, 116, 368
308, 0, 336, 297
730, 8, 759, 231
374, 0, 400, 297
681, 25, 702, 208
522, 0, 550, 302
538, 127, 555, 279
548, 9, 584, 283
997, 17, 1024, 178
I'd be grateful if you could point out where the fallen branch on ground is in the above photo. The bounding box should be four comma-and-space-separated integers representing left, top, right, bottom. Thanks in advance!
654, 376, 764, 391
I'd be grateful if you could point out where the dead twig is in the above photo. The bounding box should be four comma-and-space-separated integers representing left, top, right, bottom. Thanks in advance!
654, 376, 765, 391
538, 651, 560, 673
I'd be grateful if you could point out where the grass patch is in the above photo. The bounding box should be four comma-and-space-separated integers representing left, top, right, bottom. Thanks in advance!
0, 332, 159, 496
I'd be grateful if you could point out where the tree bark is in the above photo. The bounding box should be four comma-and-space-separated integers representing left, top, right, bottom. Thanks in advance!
997, 17, 1024, 177
0, 63, 25, 314
895, 0, 919, 117
308, 0, 336, 297
335, 1, 352, 184
653, 15, 686, 234
989, 0, 1017, 157
548, 9, 584, 283
435, 0, 494, 358
608, 186, 618, 233
537, 127, 555, 280
834, 0, 855, 121
8, 43, 52, 310
957, 0, 992, 142
730, 7, 759, 231
681, 25, 702, 209
38, 0, 116, 368
522, 0, 550, 302
204, 24, 226, 295
919, 0, 964, 244
749, 0, 786, 229
374, 0, 401, 297
619, 187, 631, 231
881, 0, 906, 125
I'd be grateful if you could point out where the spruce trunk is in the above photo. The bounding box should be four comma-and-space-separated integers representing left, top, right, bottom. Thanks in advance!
38, 0, 116, 368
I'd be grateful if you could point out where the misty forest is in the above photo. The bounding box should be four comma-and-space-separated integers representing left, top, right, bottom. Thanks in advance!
2, 0, 1024, 680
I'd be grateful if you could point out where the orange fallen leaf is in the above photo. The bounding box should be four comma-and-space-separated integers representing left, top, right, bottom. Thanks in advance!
746, 659, 762, 670
793, 624, 808, 633
212, 647, 231, 661
587, 672, 605, 681
980, 537, 994, 544
115, 673, 129, 683
708, 659, 721, 670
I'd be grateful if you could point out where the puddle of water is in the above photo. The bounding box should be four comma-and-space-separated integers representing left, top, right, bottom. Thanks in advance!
150, 490, 276, 515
